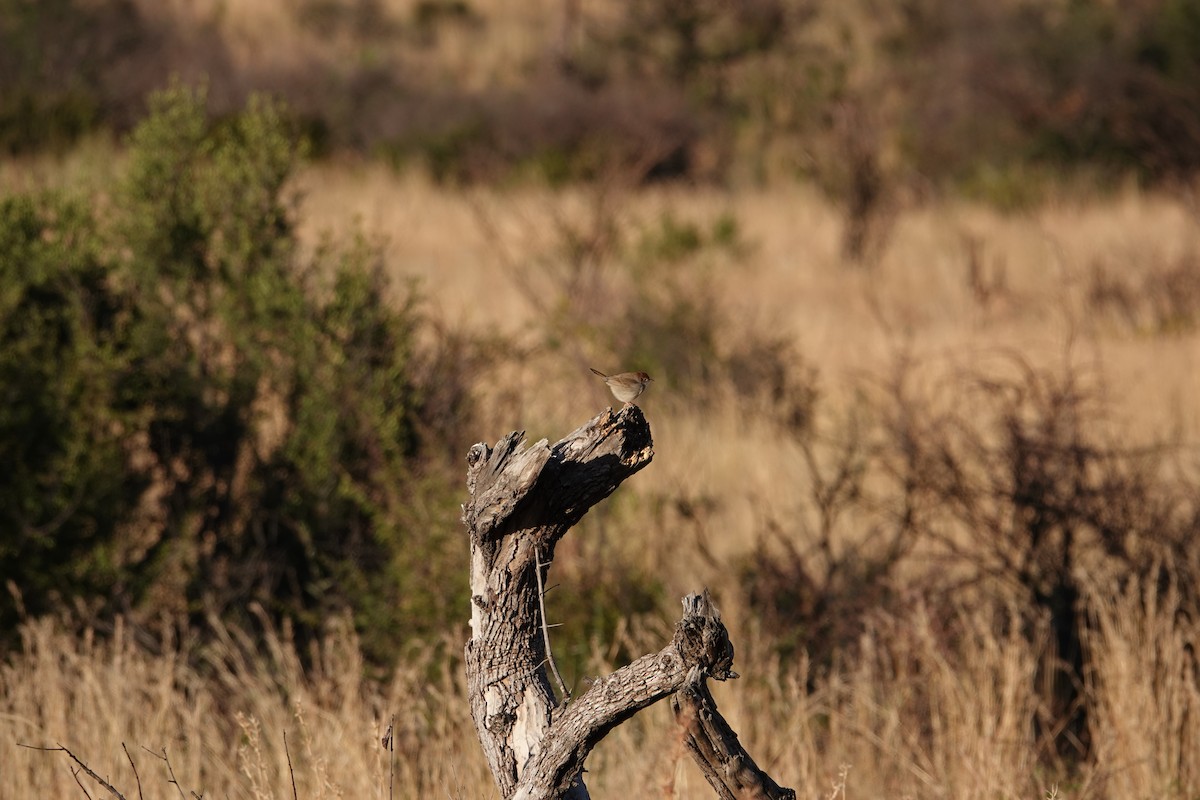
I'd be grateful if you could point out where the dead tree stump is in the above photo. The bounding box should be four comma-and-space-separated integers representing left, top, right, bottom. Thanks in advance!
463, 405, 794, 800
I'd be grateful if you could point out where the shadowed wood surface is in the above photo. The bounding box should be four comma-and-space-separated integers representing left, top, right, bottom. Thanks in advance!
672, 683, 799, 800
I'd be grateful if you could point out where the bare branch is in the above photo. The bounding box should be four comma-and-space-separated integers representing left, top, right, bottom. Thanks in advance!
536, 547, 571, 703
19, 743, 128, 800
121, 743, 143, 800
463, 405, 653, 799
383, 716, 396, 800
140, 745, 186, 798
70, 767, 96, 800
511, 591, 738, 800
284, 731, 298, 800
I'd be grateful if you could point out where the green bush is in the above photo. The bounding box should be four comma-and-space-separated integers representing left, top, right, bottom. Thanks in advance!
0, 193, 144, 616
0, 86, 470, 665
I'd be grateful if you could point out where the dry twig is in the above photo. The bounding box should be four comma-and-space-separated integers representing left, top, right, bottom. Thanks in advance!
19, 742, 127, 800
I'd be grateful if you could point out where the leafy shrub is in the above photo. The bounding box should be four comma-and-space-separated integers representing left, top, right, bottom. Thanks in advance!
481, 190, 816, 427
0, 193, 144, 617
885, 0, 1200, 190
0, 86, 472, 665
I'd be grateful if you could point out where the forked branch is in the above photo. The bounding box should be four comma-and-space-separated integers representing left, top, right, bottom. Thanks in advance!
512, 591, 736, 800
462, 406, 793, 799
19, 743, 128, 800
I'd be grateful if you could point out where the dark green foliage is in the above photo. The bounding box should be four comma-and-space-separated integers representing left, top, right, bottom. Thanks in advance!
634, 212, 705, 264
378, 117, 492, 185
0, 1, 1194, 202
547, 539, 666, 688
884, 0, 1200, 193
0, 0, 141, 153
0, 86, 470, 664
8, 1, 1200, 192
0, 193, 144, 617
588, 0, 790, 98
995, 0, 1199, 181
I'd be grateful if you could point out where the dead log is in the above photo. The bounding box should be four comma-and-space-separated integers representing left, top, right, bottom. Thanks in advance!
463, 405, 793, 799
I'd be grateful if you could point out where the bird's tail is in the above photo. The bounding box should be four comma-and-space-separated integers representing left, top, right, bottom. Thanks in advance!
589, 367, 607, 378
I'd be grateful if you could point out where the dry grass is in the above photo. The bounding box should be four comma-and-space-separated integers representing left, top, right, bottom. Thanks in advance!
5, 584, 1198, 798
1, 613, 492, 799
294, 166, 1200, 548
5, 2, 1200, 794
295, 166, 1200, 398
4, 158, 1200, 796
1084, 575, 1200, 797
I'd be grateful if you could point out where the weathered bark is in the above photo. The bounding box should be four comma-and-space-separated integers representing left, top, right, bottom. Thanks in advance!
672, 681, 798, 800
463, 405, 654, 799
463, 405, 794, 799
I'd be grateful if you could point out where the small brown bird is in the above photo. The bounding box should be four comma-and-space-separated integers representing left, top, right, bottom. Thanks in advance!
590, 367, 653, 405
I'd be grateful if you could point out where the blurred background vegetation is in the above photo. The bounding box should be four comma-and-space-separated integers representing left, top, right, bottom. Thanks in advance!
4, 0, 1200, 796
5, 0, 1200, 191
1, 84, 475, 667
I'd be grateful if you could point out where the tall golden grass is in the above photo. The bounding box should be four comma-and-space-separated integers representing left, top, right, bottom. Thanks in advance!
4, 577, 1198, 797
3, 163, 1200, 796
